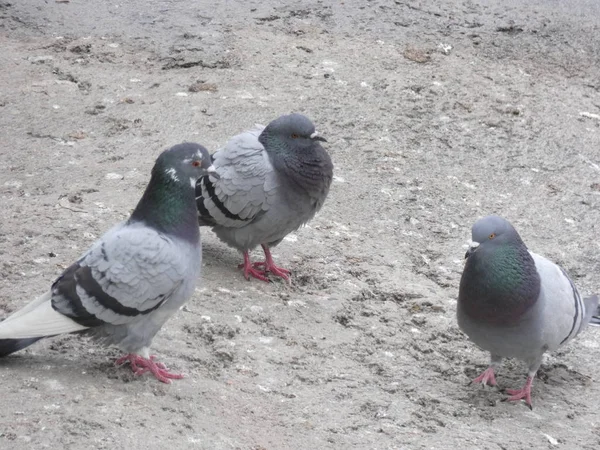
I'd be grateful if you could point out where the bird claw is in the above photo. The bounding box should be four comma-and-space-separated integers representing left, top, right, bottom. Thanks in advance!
268, 264, 291, 279
239, 248, 291, 282
505, 388, 533, 409
115, 353, 184, 384
242, 264, 270, 282
470, 367, 497, 387
259, 262, 291, 280
149, 354, 167, 370
242, 261, 290, 282
251, 258, 291, 279
503, 377, 534, 409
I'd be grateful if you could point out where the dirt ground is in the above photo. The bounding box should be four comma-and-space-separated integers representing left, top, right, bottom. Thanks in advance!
1, 0, 600, 449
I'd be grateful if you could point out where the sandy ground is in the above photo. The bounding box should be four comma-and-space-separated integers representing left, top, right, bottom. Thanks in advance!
1, 1, 600, 449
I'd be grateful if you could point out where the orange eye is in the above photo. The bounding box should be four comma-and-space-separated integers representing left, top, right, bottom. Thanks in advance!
489, 233, 496, 239
191, 160, 201, 167
291, 133, 299, 139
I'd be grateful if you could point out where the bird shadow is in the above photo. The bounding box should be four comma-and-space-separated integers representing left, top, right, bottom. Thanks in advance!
0, 351, 86, 372
465, 361, 591, 389
201, 241, 241, 268
537, 363, 592, 387
0, 346, 145, 384
200, 240, 296, 286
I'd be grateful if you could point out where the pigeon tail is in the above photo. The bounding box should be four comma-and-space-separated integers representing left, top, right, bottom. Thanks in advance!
0, 337, 45, 357
0, 292, 88, 356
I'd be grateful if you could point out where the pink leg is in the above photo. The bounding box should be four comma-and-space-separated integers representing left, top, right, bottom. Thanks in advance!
505, 376, 534, 409
115, 354, 184, 384
471, 366, 497, 387
237, 251, 269, 282
254, 244, 291, 281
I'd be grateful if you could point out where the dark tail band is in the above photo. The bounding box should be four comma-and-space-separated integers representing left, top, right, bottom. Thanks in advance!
0, 337, 45, 357
588, 295, 600, 326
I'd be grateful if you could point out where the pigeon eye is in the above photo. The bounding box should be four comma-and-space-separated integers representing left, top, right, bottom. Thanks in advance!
191, 160, 201, 167
489, 233, 496, 239
291, 133, 299, 139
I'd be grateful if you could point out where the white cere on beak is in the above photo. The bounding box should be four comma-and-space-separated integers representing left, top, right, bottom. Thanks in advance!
190, 177, 198, 188
165, 167, 180, 182
469, 241, 480, 249
207, 165, 217, 174
310, 131, 319, 139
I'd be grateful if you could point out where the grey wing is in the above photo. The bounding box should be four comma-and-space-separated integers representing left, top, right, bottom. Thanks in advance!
531, 252, 586, 348
51, 224, 190, 327
196, 125, 280, 228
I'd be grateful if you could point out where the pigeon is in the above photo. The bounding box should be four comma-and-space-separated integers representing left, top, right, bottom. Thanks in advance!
458, 215, 599, 408
0, 143, 217, 383
195, 113, 333, 282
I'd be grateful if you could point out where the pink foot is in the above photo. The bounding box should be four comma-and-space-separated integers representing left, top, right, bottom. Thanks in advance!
471, 367, 497, 387
251, 260, 291, 279
238, 247, 291, 282
505, 376, 534, 409
257, 244, 291, 281
115, 354, 184, 384
238, 251, 269, 282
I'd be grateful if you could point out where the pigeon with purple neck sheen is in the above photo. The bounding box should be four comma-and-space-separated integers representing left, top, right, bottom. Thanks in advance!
0, 143, 217, 383
458, 215, 599, 408
195, 113, 333, 282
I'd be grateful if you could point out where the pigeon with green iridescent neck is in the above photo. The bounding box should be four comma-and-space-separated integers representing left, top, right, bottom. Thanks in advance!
458, 215, 599, 408
0, 143, 217, 383
196, 113, 333, 282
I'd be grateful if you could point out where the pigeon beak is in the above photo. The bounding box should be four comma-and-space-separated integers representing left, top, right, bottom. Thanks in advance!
310, 131, 327, 143
465, 241, 480, 259
206, 165, 220, 179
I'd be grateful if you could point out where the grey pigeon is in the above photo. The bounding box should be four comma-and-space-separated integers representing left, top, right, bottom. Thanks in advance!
458, 215, 599, 408
195, 113, 333, 282
0, 143, 217, 383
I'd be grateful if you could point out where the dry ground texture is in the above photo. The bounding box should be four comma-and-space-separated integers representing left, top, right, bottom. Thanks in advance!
1, 1, 600, 449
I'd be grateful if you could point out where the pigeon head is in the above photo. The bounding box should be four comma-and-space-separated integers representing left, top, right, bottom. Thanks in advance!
259, 113, 327, 153
257, 113, 333, 200
465, 215, 521, 259
130, 143, 216, 242
459, 215, 540, 325
155, 142, 218, 188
